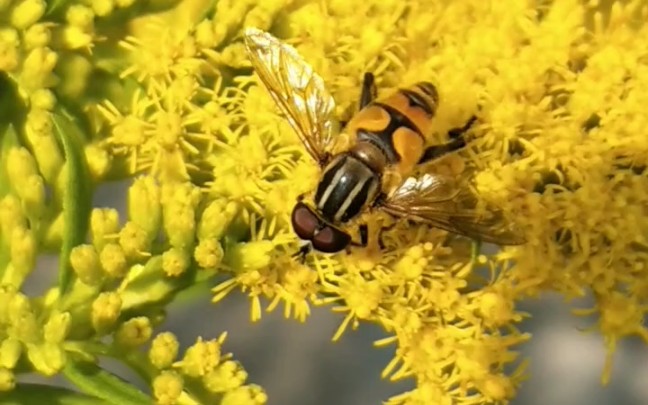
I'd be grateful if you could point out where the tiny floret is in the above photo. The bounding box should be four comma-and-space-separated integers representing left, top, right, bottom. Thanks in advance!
149, 332, 179, 369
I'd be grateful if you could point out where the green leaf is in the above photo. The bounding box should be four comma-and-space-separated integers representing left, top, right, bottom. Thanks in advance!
51, 110, 94, 294
0, 383, 112, 405
62, 360, 150, 405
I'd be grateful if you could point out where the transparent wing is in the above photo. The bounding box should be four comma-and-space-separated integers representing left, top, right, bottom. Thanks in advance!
243, 27, 338, 163
381, 173, 525, 245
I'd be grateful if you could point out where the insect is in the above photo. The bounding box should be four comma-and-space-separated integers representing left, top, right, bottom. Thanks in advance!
242, 27, 524, 258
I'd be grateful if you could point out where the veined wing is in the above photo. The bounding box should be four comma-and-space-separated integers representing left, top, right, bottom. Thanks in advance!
243, 27, 338, 164
381, 173, 525, 245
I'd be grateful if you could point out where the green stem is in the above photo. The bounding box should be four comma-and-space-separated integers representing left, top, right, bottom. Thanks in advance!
62, 359, 151, 405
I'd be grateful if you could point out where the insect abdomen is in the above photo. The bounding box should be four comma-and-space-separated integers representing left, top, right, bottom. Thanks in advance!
380, 82, 439, 136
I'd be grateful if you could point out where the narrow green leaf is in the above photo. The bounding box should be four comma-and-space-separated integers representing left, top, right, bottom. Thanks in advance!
51, 110, 94, 294
62, 360, 150, 405
0, 383, 111, 405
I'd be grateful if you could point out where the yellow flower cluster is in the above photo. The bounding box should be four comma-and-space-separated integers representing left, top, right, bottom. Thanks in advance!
1, 0, 647, 403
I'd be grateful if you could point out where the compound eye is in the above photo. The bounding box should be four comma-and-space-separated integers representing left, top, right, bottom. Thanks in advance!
312, 225, 351, 253
291, 202, 319, 240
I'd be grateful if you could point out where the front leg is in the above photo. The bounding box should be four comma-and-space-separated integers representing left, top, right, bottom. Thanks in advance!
359, 72, 377, 109
292, 243, 311, 264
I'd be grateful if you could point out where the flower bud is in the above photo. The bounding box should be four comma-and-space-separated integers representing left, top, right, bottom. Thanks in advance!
221, 385, 268, 405
163, 201, 196, 249
30, 88, 56, 110
66, 4, 94, 27
198, 199, 238, 240
162, 248, 189, 277
91, 292, 122, 333
119, 221, 151, 260
85, 143, 111, 180
0, 195, 26, 241
203, 361, 246, 393
44, 312, 71, 343
195, 19, 216, 49
26, 342, 65, 376
23, 23, 51, 49
0, 367, 15, 391
194, 239, 224, 270
180, 338, 221, 377
10, 0, 45, 29
115, 317, 152, 348
90, 208, 120, 249
10, 227, 36, 277
20, 174, 46, 218
25, 109, 62, 183
6, 147, 38, 186
0, 338, 22, 369
6, 297, 39, 342
228, 241, 273, 273
70, 244, 103, 286
128, 176, 162, 238
21, 46, 58, 91
149, 332, 179, 369
91, 0, 114, 16
100, 243, 128, 278
153, 371, 183, 405
0, 28, 19, 71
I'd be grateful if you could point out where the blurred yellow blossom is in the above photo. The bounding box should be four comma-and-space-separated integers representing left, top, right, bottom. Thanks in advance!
0, 0, 647, 404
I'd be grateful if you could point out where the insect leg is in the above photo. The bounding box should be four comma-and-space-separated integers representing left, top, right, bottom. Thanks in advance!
359, 72, 377, 109
291, 244, 311, 263
448, 115, 477, 139
376, 223, 398, 250
348, 224, 369, 249
417, 115, 477, 164
359, 224, 369, 246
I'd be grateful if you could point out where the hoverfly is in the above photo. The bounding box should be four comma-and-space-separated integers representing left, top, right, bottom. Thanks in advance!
242, 27, 524, 258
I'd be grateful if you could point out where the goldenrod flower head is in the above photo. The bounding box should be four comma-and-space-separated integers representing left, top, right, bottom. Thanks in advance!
0, 0, 646, 403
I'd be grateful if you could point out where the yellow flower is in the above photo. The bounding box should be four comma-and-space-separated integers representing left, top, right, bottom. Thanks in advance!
1, 0, 647, 403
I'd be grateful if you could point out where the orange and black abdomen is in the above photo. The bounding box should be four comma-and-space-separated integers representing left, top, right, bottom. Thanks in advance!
345, 82, 440, 175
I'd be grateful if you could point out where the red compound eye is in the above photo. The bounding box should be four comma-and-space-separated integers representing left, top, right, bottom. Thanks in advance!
291, 202, 320, 240
312, 225, 351, 253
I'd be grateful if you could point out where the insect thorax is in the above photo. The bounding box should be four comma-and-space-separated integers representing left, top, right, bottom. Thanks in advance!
314, 153, 381, 224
